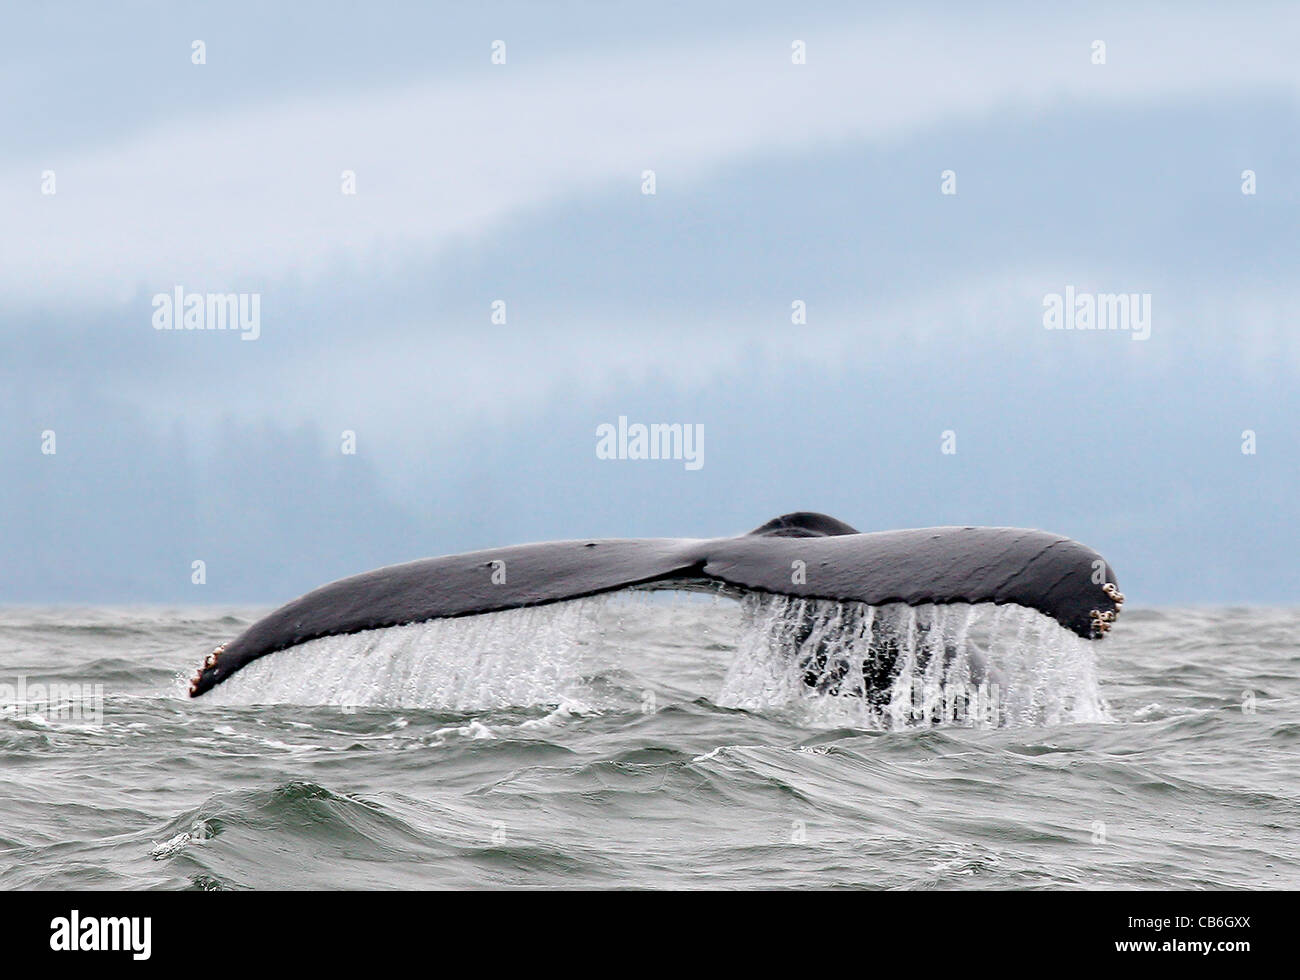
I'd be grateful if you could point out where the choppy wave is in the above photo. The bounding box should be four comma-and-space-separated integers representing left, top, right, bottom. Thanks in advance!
2, 603, 1297, 889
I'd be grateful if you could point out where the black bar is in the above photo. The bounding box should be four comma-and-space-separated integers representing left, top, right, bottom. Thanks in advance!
0, 890, 1281, 968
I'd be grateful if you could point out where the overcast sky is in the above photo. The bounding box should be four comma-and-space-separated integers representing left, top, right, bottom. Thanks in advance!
2, 1, 1297, 604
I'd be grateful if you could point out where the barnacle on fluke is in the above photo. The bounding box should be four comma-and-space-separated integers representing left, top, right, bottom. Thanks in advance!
190, 643, 226, 697
187, 513, 1122, 699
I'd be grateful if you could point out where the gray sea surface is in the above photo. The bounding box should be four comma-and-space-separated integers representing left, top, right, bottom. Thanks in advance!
0, 599, 1295, 889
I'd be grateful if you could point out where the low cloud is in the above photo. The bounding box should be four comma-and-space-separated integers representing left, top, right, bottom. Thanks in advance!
4, 7, 1297, 308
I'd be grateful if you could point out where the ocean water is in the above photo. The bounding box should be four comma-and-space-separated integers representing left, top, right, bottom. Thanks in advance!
0, 596, 1296, 890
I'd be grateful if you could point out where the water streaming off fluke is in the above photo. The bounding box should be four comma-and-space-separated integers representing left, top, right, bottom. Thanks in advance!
195, 598, 606, 711
194, 590, 1108, 728
717, 595, 1109, 729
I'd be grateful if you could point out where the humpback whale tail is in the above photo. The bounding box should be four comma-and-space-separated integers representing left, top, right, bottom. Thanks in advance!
187, 513, 1123, 703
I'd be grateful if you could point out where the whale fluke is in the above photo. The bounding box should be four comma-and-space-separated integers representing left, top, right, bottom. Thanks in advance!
188, 513, 1122, 698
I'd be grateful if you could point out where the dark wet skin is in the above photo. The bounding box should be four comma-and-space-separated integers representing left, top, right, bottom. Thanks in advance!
190, 512, 1116, 698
